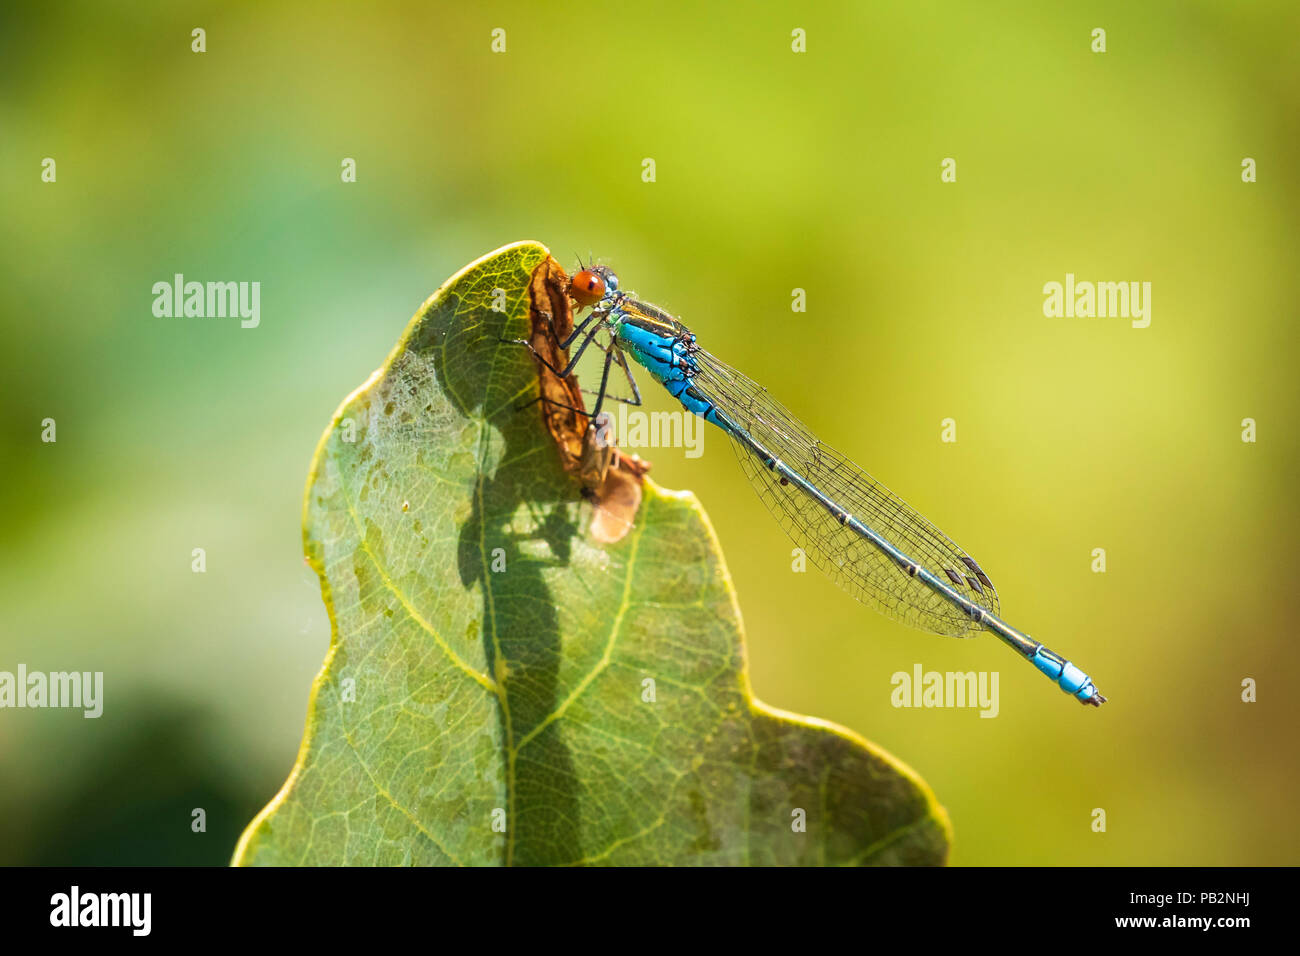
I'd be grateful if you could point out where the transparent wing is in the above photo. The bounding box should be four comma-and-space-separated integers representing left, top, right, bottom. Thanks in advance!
694, 349, 999, 637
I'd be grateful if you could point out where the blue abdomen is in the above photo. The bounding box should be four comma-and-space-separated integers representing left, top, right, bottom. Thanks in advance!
613, 318, 729, 428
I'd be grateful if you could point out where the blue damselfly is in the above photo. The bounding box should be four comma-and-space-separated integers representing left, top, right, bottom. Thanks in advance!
514, 265, 1106, 707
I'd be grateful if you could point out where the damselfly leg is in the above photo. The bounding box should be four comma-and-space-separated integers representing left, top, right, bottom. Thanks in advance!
504, 325, 644, 413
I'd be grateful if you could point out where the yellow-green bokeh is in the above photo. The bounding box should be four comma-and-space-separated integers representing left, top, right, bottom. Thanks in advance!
1, 0, 1296, 864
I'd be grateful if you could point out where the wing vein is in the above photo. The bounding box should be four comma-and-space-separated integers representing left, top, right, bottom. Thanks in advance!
692, 349, 999, 637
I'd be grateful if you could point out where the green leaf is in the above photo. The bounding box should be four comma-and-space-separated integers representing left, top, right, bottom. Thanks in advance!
232, 240, 950, 866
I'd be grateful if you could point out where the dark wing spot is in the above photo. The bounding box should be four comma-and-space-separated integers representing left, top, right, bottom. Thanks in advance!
961, 556, 994, 589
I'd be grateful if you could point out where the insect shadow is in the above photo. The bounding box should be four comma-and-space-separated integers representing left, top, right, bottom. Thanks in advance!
424, 284, 588, 864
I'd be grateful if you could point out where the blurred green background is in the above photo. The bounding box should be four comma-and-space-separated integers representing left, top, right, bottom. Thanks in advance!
2, 0, 1297, 865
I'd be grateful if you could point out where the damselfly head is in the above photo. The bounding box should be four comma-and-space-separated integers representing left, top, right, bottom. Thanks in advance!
570, 269, 605, 307
570, 265, 620, 308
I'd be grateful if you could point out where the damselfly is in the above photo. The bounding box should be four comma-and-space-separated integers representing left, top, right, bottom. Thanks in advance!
513, 264, 1106, 707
